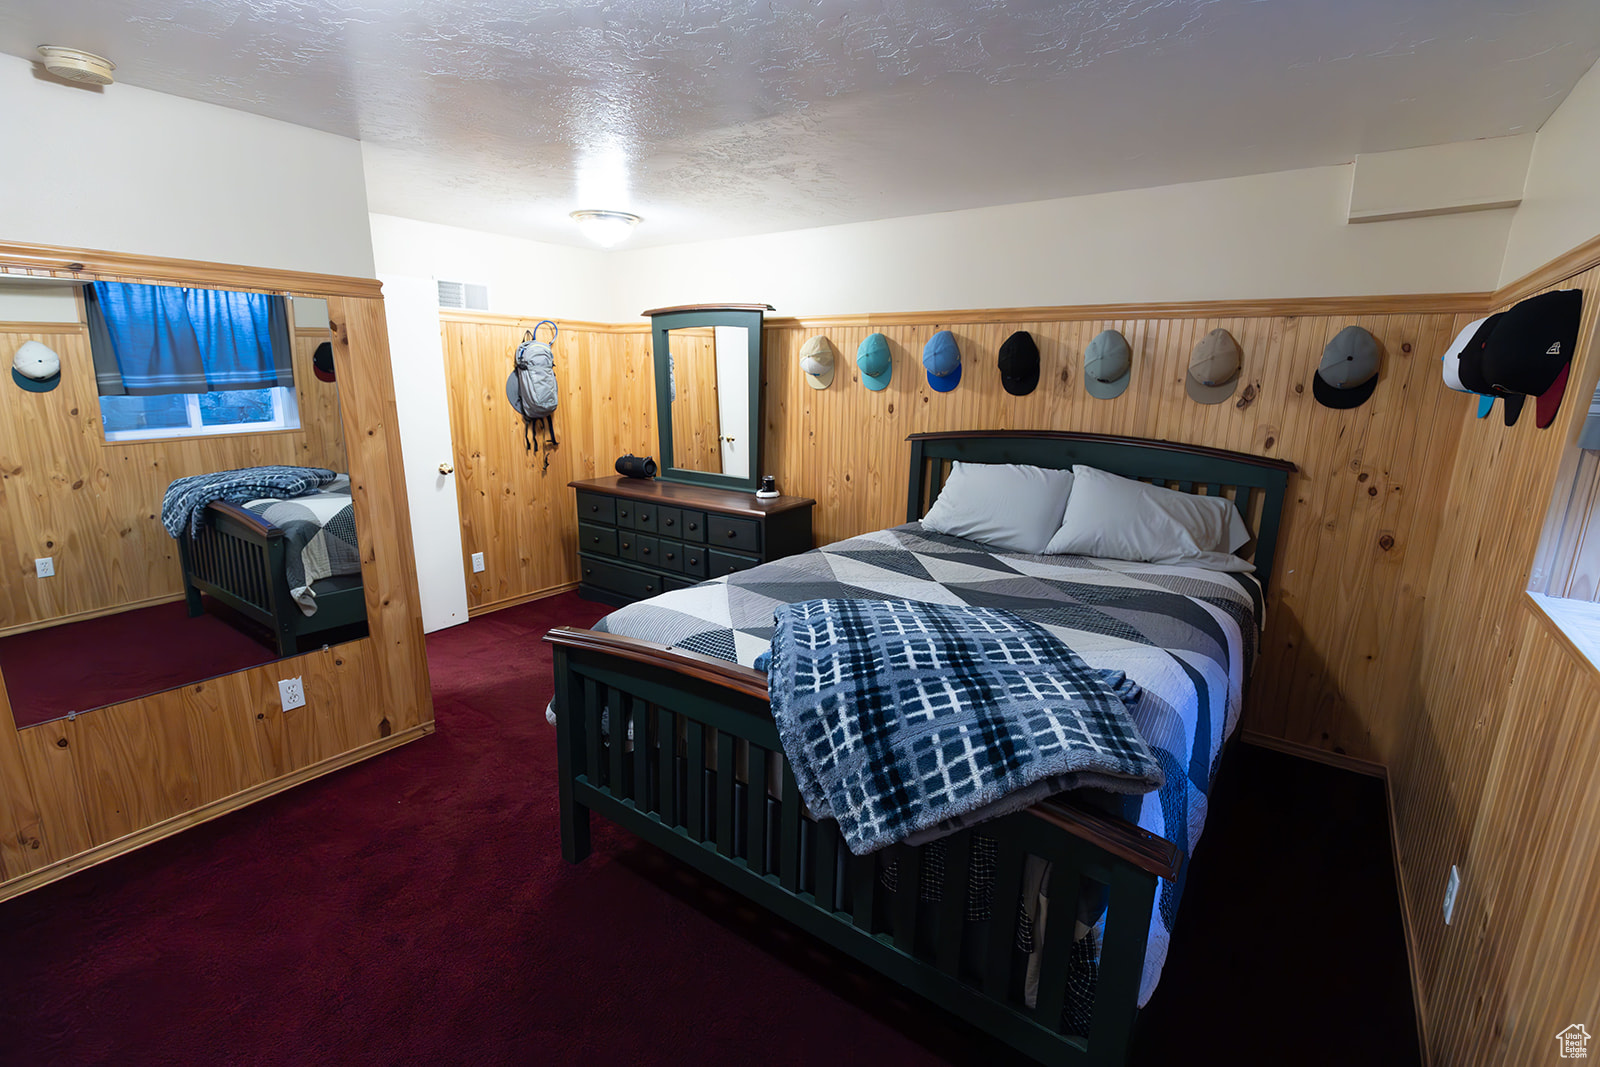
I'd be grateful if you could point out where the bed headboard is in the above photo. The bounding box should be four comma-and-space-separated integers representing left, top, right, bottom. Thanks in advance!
906, 431, 1298, 591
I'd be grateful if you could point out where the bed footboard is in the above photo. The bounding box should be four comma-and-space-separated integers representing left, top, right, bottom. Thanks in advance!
548, 626, 1179, 1067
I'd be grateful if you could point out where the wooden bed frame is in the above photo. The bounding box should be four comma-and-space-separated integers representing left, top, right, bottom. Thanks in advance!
547, 430, 1296, 1065
177, 500, 368, 658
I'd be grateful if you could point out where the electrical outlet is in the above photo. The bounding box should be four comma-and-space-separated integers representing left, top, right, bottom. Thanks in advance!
1443, 864, 1460, 925
35, 557, 54, 578
471, 552, 485, 573
278, 677, 306, 711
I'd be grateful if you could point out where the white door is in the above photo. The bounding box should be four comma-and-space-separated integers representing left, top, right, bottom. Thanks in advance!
714, 325, 749, 479
380, 273, 470, 632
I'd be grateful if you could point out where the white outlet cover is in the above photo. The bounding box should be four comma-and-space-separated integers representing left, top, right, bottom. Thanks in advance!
278, 677, 306, 711
471, 551, 485, 573
1443, 864, 1460, 925
35, 557, 54, 578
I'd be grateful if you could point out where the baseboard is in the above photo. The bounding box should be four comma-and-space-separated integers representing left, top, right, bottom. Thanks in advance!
1237, 730, 1387, 778
1386, 773, 1432, 1067
0, 723, 432, 905
0, 592, 187, 639
469, 581, 580, 618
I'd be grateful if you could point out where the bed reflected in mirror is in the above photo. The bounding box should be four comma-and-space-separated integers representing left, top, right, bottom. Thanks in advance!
0, 280, 365, 730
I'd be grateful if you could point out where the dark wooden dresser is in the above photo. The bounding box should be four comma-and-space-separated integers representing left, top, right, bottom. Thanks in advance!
569, 477, 815, 606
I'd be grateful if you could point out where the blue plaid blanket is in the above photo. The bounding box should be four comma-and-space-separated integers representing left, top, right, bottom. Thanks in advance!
161, 466, 338, 539
762, 598, 1162, 855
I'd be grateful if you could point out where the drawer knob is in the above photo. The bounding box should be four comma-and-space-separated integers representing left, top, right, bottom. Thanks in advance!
645, 584, 655, 593
584, 568, 592, 576
666, 552, 675, 561
591, 535, 599, 544
590, 504, 599, 512
726, 530, 737, 538
640, 512, 650, 520
665, 518, 675, 527
642, 547, 651, 556
689, 522, 699, 531
621, 541, 630, 550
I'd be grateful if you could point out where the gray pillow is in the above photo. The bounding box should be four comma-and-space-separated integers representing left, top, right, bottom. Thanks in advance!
920, 461, 1075, 554
1042, 464, 1253, 571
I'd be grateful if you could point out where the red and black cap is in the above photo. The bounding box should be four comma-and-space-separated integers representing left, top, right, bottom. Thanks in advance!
313, 341, 336, 383
1482, 289, 1582, 430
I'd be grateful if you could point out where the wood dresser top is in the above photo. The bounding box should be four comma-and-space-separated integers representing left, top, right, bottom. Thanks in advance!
569, 477, 815, 518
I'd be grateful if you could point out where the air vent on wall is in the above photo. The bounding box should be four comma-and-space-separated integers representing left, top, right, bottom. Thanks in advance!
437, 280, 489, 311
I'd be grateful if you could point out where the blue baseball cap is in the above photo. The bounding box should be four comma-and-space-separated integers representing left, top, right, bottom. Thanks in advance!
922, 330, 961, 392
856, 333, 892, 391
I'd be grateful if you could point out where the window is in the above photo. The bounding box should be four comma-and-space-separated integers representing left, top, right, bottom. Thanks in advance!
1529, 374, 1600, 664
85, 281, 300, 442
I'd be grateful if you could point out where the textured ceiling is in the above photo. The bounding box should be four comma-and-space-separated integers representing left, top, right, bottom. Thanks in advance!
3, 0, 1599, 249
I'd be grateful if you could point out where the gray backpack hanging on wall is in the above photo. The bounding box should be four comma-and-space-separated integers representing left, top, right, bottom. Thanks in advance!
507, 321, 559, 471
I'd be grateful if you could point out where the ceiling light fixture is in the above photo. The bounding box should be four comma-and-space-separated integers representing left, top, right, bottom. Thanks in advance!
570, 209, 641, 249
36, 46, 116, 86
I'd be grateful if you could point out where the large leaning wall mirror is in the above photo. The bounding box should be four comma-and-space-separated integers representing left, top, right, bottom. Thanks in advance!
0, 276, 364, 730
647, 303, 769, 492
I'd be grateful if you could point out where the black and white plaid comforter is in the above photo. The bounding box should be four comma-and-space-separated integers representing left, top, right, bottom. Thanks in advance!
243, 476, 361, 616
761, 598, 1162, 855
592, 522, 1261, 1005
161, 465, 339, 539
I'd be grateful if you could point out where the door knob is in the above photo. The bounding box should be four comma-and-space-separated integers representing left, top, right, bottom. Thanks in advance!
438, 462, 455, 475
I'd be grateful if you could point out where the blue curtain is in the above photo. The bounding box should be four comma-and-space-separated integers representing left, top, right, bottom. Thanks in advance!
86, 282, 294, 397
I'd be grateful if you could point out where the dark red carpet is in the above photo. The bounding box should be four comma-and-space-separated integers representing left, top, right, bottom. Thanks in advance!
0, 599, 280, 728
0, 592, 1418, 1066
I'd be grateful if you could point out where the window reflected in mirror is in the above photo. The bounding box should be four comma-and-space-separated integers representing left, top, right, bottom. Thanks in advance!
0, 278, 363, 730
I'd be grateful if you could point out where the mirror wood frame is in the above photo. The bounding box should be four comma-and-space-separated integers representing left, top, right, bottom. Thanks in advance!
647, 303, 768, 492
0, 239, 430, 903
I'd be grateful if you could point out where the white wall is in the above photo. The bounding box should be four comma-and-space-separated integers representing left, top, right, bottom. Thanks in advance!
368, 214, 613, 322
0, 53, 373, 278
0, 280, 80, 323
606, 164, 1516, 319
1500, 57, 1600, 286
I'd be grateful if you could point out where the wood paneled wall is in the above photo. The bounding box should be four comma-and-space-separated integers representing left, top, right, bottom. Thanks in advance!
1393, 261, 1600, 1065
0, 323, 345, 634
440, 313, 656, 614
667, 327, 723, 474
0, 244, 431, 904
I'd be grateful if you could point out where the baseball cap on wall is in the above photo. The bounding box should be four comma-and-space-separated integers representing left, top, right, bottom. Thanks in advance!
1313, 326, 1380, 410
998, 331, 1039, 396
800, 335, 836, 390
11, 340, 61, 393
856, 332, 892, 391
1482, 289, 1583, 430
1186, 329, 1241, 404
923, 330, 962, 392
1453, 313, 1506, 421
1084, 330, 1131, 400
313, 341, 337, 383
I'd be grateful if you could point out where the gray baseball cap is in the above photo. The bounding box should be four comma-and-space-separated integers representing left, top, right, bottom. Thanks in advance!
1186, 329, 1241, 404
800, 335, 835, 390
1313, 326, 1379, 410
1084, 330, 1131, 399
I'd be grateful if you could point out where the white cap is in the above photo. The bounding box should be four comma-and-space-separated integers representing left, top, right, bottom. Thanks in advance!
1441, 316, 1487, 393
12, 340, 61, 391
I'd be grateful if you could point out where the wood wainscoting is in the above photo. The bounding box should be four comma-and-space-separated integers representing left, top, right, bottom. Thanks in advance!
0, 245, 432, 901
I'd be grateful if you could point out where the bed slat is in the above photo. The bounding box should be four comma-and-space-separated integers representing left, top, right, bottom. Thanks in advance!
716, 731, 736, 855
656, 707, 677, 827
609, 689, 628, 798
984, 840, 1027, 1000
780, 762, 802, 892
1033, 868, 1083, 1031
583, 678, 602, 788
850, 850, 876, 933
635, 701, 653, 810
687, 721, 705, 840
814, 818, 839, 911
892, 844, 921, 953
934, 834, 972, 975
746, 743, 767, 872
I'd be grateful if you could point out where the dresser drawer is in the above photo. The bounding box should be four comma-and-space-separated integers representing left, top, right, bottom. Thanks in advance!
678, 508, 708, 543
663, 575, 696, 593
632, 534, 662, 567
710, 548, 760, 578
578, 520, 618, 558
678, 543, 709, 577
576, 491, 616, 526
632, 502, 660, 533
614, 499, 639, 528
708, 515, 761, 553
580, 556, 667, 601
655, 506, 683, 538
657, 539, 686, 573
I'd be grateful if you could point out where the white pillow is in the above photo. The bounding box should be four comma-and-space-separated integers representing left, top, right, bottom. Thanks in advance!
1042, 464, 1254, 571
920, 461, 1075, 554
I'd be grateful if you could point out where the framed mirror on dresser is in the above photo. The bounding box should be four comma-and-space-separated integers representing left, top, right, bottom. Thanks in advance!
568, 303, 814, 606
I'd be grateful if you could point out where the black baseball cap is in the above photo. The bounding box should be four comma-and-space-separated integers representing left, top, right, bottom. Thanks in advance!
998, 331, 1039, 396
1482, 289, 1583, 429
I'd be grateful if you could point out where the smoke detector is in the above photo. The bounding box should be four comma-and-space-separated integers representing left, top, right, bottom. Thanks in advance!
37, 46, 116, 86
